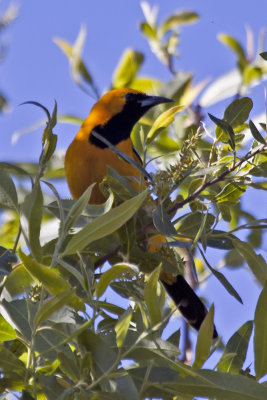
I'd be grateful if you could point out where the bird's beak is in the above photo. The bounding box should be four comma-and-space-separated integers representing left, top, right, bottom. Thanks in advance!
139, 95, 173, 108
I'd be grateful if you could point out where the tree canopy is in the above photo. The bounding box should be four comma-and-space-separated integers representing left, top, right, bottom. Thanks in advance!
0, 2, 267, 399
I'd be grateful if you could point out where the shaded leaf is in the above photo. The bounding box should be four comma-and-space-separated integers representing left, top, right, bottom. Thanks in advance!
254, 280, 267, 380
193, 305, 215, 369
217, 320, 253, 373
34, 288, 76, 328
96, 263, 138, 298
0, 246, 17, 276
208, 113, 235, 150
249, 120, 266, 144
152, 204, 177, 236
144, 264, 162, 326
0, 168, 18, 209
233, 239, 267, 285
21, 181, 43, 261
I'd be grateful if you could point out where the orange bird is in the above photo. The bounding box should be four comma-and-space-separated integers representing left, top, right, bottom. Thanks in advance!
65, 88, 217, 338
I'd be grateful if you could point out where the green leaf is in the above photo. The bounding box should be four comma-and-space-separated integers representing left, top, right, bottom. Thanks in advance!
63, 183, 95, 231
144, 264, 162, 326
217, 320, 253, 373
115, 307, 133, 347
64, 189, 148, 254
208, 113, 235, 150
206, 230, 235, 250
177, 212, 215, 238
0, 315, 17, 341
218, 34, 247, 69
4, 264, 33, 296
96, 263, 138, 298
0, 346, 26, 378
260, 52, 267, 61
18, 250, 85, 311
112, 48, 144, 88
156, 369, 267, 400
233, 239, 267, 285
254, 280, 267, 380
159, 11, 199, 37
0, 168, 18, 209
249, 120, 266, 144
34, 288, 76, 328
54, 26, 95, 94
147, 105, 184, 143
0, 246, 17, 276
199, 246, 242, 304
58, 352, 80, 383
152, 204, 177, 236
193, 304, 214, 369
216, 183, 247, 203
0, 299, 32, 341
223, 97, 253, 128
21, 181, 43, 262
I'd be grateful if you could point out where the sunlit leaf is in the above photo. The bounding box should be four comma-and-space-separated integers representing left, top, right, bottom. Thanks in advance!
112, 49, 144, 88
64, 189, 148, 254
147, 105, 184, 143
18, 250, 85, 311
115, 307, 133, 347
0, 315, 17, 341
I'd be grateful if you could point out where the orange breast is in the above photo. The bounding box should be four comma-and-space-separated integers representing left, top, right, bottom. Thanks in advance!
65, 137, 141, 204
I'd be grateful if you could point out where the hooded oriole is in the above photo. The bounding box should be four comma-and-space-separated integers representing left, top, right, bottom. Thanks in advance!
65, 88, 217, 338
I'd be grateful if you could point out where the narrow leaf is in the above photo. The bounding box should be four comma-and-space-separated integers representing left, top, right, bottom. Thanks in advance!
64, 189, 148, 254
96, 263, 138, 298
18, 250, 85, 311
147, 105, 184, 143
254, 280, 267, 380
199, 246, 242, 304
112, 48, 144, 88
21, 181, 43, 261
115, 307, 133, 347
0, 168, 18, 209
233, 239, 267, 285
63, 183, 95, 231
34, 288, 75, 328
217, 320, 253, 373
249, 120, 266, 144
193, 304, 215, 369
0, 315, 17, 341
144, 264, 162, 326
208, 113, 235, 150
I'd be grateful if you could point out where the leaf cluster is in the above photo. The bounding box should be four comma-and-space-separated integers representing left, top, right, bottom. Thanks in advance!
0, 3, 267, 399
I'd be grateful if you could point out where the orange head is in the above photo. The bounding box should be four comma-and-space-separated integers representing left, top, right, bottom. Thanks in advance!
78, 88, 173, 147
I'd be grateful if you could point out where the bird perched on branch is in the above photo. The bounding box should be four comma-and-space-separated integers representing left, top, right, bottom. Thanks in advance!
65, 88, 217, 338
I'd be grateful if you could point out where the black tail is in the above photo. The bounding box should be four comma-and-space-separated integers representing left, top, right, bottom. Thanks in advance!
162, 275, 218, 338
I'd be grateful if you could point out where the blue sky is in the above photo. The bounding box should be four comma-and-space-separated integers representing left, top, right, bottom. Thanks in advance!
0, 0, 267, 365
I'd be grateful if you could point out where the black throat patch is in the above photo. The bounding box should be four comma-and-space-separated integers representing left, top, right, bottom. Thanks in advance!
89, 92, 150, 148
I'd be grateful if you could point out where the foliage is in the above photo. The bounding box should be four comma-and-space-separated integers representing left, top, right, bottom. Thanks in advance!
0, 2, 267, 399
